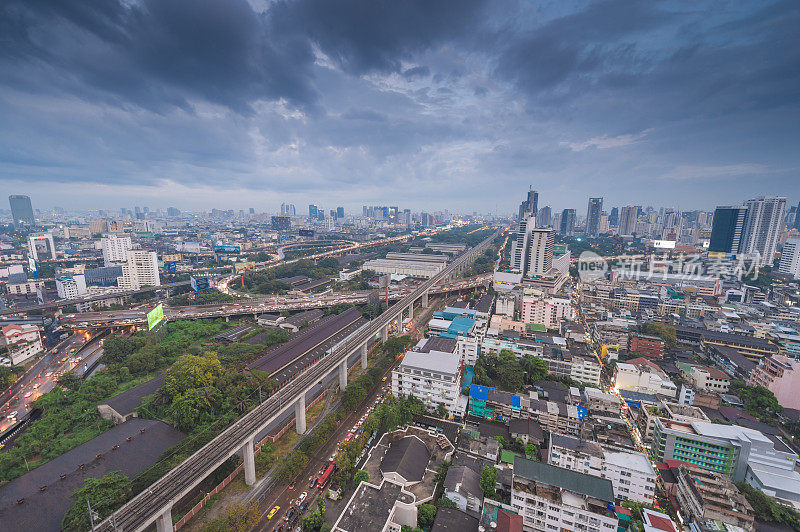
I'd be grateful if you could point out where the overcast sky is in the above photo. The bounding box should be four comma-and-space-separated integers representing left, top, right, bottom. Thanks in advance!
1, 0, 798, 214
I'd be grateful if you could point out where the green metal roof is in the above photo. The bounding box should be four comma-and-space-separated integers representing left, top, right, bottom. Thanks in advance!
513, 456, 614, 503
501, 450, 521, 464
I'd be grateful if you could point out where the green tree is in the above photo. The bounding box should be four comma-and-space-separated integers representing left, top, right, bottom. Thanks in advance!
436, 497, 458, 509
162, 351, 224, 400
276, 450, 309, 482
302, 509, 325, 532
201, 501, 260, 532
521, 355, 548, 384
480, 466, 497, 499
525, 443, 539, 460
342, 382, 367, 409
436, 403, 448, 419
354, 469, 369, 486
383, 335, 413, 358
57, 372, 83, 391
62, 471, 131, 532
417, 503, 437, 529
640, 322, 677, 350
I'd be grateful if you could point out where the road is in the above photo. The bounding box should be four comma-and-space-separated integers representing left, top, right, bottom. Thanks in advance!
0, 332, 96, 438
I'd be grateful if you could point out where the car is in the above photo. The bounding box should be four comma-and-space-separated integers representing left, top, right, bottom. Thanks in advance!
23, 392, 32, 398
381, 376, 388, 381
309, 478, 316, 489
288, 482, 294, 490
298, 491, 307, 504
267, 506, 280, 519
45, 372, 52, 377
7, 411, 17, 419
33, 383, 40, 389
284, 507, 296, 521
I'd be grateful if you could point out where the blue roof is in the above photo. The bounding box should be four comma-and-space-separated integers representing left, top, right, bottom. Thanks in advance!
439, 332, 458, 339
469, 384, 494, 400
443, 306, 477, 317
432, 311, 445, 319
511, 395, 521, 409
448, 316, 475, 335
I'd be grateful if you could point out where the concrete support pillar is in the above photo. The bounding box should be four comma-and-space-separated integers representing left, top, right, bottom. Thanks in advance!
225, 315, 230, 323
381, 325, 388, 342
360, 343, 368, 369
338, 360, 348, 390
294, 394, 307, 434
242, 438, 256, 486
155, 506, 173, 532
405, 306, 412, 320
422, 291, 429, 308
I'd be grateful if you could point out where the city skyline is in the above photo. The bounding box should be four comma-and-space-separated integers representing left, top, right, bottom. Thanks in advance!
1, 1, 798, 211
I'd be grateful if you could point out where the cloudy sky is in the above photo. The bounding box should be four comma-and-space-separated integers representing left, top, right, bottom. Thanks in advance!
1, 0, 798, 214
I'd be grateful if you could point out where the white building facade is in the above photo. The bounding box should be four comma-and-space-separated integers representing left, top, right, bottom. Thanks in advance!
392, 351, 463, 417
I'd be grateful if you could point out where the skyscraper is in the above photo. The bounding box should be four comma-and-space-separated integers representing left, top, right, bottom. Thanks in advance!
708, 206, 748, 253
609, 207, 619, 227
778, 239, 800, 280
794, 201, 800, 231
619, 205, 640, 236
9, 195, 34, 226
336, 206, 345, 219
740, 197, 786, 265
586, 197, 603, 236
537, 206, 552, 227
559, 209, 576, 235
518, 187, 538, 221
527, 227, 554, 276
308, 204, 318, 219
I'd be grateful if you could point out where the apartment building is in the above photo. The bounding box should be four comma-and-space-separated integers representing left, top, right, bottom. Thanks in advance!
613, 362, 677, 398
548, 434, 656, 504
118, 249, 160, 290
101, 233, 132, 266
521, 292, 574, 330
1, 323, 43, 365
511, 457, 618, 532
749, 355, 800, 410
675, 464, 754, 532
583, 387, 621, 416
392, 351, 463, 417
629, 334, 665, 358
56, 274, 87, 299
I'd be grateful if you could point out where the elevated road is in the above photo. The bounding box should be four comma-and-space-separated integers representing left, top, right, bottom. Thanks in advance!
94, 231, 496, 532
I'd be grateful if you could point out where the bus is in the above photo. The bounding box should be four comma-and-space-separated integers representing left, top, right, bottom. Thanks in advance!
317, 461, 335, 488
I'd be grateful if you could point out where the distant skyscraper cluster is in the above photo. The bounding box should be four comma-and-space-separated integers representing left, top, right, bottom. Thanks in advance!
709, 197, 786, 264
511, 188, 554, 277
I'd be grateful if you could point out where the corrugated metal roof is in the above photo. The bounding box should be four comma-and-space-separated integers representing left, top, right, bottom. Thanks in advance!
469, 384, 492, 401
513, 456, 614, 503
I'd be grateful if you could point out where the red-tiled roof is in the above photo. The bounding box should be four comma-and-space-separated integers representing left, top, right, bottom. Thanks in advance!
644, 510, 678, 532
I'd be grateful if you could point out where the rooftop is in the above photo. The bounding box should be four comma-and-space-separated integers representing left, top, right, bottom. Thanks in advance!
513, 456, 614, 503
550, 433, 603, 458
401, 350, 461, 375
431, 507, 480, 532
333, 479, 414, 532
380, 436, 431, 483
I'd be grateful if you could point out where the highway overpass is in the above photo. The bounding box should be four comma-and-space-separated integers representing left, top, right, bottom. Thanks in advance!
94, 231, 496, 532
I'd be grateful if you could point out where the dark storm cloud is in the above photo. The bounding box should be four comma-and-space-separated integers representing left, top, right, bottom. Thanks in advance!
0, 0, 798, 210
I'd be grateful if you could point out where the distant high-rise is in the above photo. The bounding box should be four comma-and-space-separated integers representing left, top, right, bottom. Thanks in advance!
741, 196, 786, 265
779, 239, 800, 280
794, 201, 800, 231
619, 205, 639, 236
518, 187, 538, 221
708, 206, 748, 253
101, 234, 132, 266
608, 207, 619, 227
9, 195, 34, 226
559, 209, 576, 236
586, 197, 603, 236
167, 207, 181, 217
308, 204, 318, 219
249, 207, 255, 214
537, 206, 552, 227
336, 206, 345, 219
527, 228, 554, 276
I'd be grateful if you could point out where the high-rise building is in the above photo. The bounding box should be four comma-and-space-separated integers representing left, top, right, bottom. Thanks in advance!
308, 204, 318, 219
559, 209, 576, 235
101, 234, 132, 266
609, 207, 619, 227
118, 250, 160, 291
794, 201, 800, 231
586, 197, 603, 236
708, 206, 748, 253
741, 197, 786, 265
527, 227, 554, 276
271, 216, 291, 231
336, 206, 345, 219
166, 207, 181, 217
619, 205, 640, 236
518, 187, 538, 221
9, 195, 34, 226
28, 233, 56, 262
537, 206, 552, 227
281, 203, 296, 216
779, 239, 800, 280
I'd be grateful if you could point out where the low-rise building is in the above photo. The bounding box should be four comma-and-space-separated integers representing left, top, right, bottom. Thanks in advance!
584, 387, 621, 415
629, 334, 665, 358
510, 457, 618, 532
675, 464, 754, 532
1, 323, 43, 365
685, 365, 731, 393
56, 274, 87, 299
614, 362, 677, 398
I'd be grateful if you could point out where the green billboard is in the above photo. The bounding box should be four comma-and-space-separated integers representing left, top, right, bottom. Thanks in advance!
147, 303, 164, 330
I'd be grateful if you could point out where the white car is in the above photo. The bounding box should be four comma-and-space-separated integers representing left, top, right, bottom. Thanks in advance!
298, 491, 308, 503
23, 392, 32, 398
7, 411, 17, 419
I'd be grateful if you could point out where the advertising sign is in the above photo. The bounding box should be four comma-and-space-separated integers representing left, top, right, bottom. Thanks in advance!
213, 245, 240, 254
298, 229, 315, 237
166, 261, 177, 273
177, 241, 201, 254
190, 276, 210, 292
653, 240, 677, 249
147, 303, 164, 330
234, 261, 255, 273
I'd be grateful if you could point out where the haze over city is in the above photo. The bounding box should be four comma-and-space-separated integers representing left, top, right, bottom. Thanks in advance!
2, 2, 800, 532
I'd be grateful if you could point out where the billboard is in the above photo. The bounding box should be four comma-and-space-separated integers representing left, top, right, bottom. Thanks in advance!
190, 276, 210, 292
166, 261, 177, 273
653, 240, 676, 249
298, 229, 315, 237
177, 241, 201, 254
213, 245, 240, 254
147, 303, 164, 330
234, 261, 255, 273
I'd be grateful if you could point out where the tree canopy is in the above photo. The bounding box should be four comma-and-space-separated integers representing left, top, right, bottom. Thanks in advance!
62, 471, 131, 532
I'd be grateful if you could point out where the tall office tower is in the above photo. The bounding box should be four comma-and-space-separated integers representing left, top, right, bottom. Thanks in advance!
741, 197, 786, 265
537, 206, 552, 227
101, 234, 132, 266
9, 195, 34, 226
118, 250, 161, 291
618, 205, 640, 236
708, 206, 748, 253
336, 206, 345, 219
402, 209, 411, 227
329, 209, 336, 220
308, 204, 318, 219
559, 209, 576, 235
527, 227, 554, 276
388, 206, 399, 223
608, 207, 619, 227
794, 201, 800, 231
599, 212, 610, 234
586, 197, 603, 236
317, 209, 325, 221
779, 239, 800, 279
167, 207, 181, 217
517, 187, 539, 221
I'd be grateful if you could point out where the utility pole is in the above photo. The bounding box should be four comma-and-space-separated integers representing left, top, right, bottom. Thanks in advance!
87, 499, 98, 532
